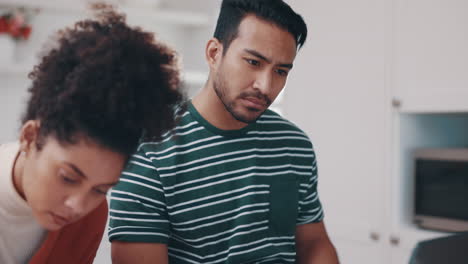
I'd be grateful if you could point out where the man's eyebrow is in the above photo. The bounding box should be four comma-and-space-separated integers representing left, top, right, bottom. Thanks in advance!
244, 49, 271, 63
244, 49, 293, 69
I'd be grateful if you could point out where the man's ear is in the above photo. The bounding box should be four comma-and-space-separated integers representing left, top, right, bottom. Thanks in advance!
205, 38, 223, 70
19, 120, 41, 153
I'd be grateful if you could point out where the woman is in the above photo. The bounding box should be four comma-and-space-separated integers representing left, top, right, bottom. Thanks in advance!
0, 5, 183, 264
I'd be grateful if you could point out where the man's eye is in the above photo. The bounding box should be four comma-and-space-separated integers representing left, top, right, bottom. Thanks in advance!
246, 59, 260, 66
276, 69, 289, 76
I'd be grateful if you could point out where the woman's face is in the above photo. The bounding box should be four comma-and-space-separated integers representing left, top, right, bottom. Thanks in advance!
17, 121, 125, 231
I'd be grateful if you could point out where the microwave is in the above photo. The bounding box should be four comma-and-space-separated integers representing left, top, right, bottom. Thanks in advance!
413, 148, 468, 232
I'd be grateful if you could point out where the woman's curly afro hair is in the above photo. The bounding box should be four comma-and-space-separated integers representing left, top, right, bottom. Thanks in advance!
22, 4, 184, 156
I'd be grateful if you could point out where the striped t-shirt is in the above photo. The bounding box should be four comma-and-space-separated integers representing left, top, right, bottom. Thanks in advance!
109, 102, 324, 264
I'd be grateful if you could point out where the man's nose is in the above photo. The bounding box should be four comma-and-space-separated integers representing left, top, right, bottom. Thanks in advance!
253, 70, 273, 94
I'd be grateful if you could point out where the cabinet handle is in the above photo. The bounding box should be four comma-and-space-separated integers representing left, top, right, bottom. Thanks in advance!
392, 98, 402, 108
370, 232, 380, 241
389, 235, 400, 246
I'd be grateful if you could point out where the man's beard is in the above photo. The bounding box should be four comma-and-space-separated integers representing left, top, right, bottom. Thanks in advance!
213, 72, 271, 124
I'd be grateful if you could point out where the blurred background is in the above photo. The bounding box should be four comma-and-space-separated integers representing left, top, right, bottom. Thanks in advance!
1, 0, 467, 263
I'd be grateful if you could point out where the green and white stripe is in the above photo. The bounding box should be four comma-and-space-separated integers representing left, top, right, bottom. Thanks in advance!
109, 102, 323, 263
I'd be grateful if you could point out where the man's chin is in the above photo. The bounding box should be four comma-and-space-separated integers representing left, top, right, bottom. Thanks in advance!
232, 111, 263, 124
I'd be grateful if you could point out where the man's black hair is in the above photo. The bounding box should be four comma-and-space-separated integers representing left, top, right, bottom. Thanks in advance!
213, 0, 308, 53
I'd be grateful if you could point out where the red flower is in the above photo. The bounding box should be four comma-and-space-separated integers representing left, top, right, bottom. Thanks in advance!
0, 18, 8, 33
20, 26, 32, 39
0, 9, 33, 40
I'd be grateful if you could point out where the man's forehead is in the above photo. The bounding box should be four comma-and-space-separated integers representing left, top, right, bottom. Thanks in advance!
233, 16, 297, 49
229, 23, 297, 63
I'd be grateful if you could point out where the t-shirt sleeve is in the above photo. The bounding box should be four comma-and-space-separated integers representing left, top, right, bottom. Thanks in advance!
108, 146, 169, 244
296, 147, 324, 225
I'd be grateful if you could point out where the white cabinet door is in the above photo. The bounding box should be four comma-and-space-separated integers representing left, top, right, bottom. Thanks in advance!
390, 246, 413, 264
393, 0, 468, 112
285, 0, 389, 252
333, 238, 389, 264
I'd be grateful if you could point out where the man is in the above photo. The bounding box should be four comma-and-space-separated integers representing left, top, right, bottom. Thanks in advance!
109, 0, 339, 263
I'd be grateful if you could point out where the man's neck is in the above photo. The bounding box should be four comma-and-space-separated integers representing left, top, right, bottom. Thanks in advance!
192, 84, 248, 131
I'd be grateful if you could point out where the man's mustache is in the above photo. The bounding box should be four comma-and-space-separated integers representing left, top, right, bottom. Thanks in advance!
239, 91, 272, 106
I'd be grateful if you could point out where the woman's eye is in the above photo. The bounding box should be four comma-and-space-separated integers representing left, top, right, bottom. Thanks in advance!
93, 188, 108, 195
62, 176, 77, 184
59, 169, 77, 184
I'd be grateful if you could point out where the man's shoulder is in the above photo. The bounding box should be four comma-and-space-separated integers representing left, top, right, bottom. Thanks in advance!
260, 109, 309, 136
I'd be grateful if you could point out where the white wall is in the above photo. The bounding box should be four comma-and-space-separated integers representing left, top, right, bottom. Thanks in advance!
0, 77, 29, 142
